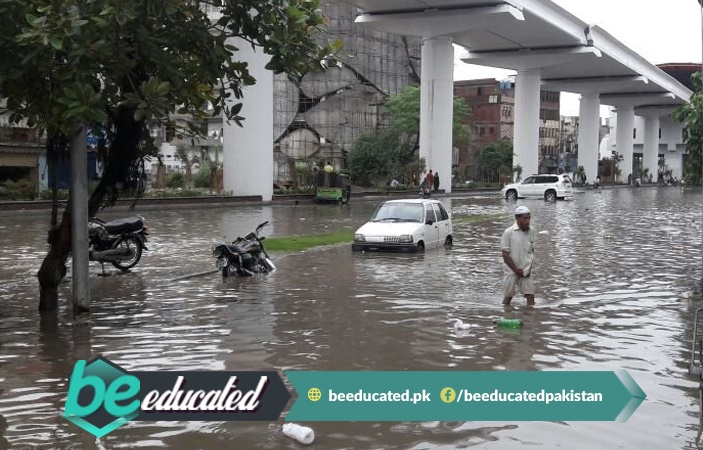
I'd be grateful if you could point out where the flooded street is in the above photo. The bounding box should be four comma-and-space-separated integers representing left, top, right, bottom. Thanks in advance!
1, 187, 702, 449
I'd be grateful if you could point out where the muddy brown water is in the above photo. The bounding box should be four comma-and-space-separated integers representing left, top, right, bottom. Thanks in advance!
0, 188, 702, 449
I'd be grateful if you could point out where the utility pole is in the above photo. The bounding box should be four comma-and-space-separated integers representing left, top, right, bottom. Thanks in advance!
70, 126, 90, 313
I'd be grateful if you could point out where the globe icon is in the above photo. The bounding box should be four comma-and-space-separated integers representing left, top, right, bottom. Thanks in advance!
307, 388, 322, 402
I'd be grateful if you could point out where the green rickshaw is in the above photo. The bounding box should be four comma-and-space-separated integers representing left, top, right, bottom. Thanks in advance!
314, 171, 352, 204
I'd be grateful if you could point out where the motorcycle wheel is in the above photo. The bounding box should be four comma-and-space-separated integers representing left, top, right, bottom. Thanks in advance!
111, 236, 142, 271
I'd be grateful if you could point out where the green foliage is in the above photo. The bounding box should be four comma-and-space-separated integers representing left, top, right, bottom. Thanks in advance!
194, 165, 211, 188
39, 189, 70, 200
384, 85, 471, 148
0, 179, 37, 200
348, 85, 469, 185
674, 71, 702, 185
0, 0, 340, 209
166, 172, 185, 189
264, 230, 355, 252
478, 139, 513, 182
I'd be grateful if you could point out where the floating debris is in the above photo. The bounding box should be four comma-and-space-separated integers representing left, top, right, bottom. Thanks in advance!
283, 423, 315, 445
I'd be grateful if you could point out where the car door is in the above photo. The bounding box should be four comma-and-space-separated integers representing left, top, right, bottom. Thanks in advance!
520, 176, 536, 197
533, 176, 548, 198
433, 203, 450, 244
423, 204, 440, 248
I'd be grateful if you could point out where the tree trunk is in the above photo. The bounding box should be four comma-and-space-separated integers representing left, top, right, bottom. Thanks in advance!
38, 207, 71, 311
36, 105, 141, 313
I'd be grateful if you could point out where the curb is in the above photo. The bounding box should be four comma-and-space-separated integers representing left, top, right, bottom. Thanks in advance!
0, 189, 503, 216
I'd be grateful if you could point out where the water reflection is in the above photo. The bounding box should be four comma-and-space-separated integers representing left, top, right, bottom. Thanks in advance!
0, 188, 701, 448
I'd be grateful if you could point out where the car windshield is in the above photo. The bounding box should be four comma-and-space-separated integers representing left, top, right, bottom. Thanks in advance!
371, 203, 424, 223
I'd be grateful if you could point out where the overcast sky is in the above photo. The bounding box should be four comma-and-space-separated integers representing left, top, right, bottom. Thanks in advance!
453, 0, 703, 116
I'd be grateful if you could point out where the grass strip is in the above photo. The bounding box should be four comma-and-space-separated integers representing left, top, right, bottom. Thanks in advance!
265, 213, 503, 252
264, 230, 355, 252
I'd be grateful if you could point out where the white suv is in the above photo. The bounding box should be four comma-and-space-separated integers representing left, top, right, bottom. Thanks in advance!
501, 174, 574, 202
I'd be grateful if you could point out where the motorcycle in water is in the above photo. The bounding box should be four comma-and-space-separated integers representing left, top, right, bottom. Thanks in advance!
212, 221, 276, 277
88, 216, 149, 273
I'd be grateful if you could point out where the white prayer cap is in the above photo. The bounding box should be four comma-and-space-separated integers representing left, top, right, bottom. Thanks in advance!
515, 206, 530, 215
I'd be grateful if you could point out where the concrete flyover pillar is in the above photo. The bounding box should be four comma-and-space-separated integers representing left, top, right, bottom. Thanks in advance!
642, 115, 660, 183
577, 93, 600, 184
513, 69, 541, 179
615, 105, 635, 184
419, 37, 454, 193
223, 38, 273, 201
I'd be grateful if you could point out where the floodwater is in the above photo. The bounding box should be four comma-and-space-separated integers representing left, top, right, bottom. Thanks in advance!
0, 187, 702, 449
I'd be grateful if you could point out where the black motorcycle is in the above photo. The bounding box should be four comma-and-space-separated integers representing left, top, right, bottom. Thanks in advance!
88, 216, 149, 273
212, 221, 276, 277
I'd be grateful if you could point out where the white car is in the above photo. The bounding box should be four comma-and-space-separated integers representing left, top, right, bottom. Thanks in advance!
501, 174, 574, 202
352, 199, 453, 252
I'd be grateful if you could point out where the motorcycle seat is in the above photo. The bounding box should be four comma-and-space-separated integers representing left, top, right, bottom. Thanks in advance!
226, 244, 245, 253
103, 217, 143, 234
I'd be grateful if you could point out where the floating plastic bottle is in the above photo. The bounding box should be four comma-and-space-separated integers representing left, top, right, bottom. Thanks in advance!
494, 318, 523, 328
283, 423, 315, 445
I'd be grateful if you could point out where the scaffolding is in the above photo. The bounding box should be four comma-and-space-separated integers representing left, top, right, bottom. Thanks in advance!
273, 0, 421, 186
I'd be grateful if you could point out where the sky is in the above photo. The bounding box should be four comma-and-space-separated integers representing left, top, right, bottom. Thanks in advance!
452, 0, 703, 117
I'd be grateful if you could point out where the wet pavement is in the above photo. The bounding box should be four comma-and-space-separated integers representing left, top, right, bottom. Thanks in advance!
0, 187, 702, 449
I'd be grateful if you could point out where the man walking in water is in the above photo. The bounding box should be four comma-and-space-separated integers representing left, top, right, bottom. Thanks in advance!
500, 205, 536, 306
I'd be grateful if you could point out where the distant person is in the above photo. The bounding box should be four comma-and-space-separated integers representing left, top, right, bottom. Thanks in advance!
390, 178, 400, 188
324, 161, 334, 173
433, 172, 440, 191
593, 176, 601, 189
426, 170, 434, 190
501, 205, 536, 306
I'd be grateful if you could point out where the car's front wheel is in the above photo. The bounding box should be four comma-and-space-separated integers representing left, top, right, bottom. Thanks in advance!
544, 190, 557, 202
506, 190, 518, 201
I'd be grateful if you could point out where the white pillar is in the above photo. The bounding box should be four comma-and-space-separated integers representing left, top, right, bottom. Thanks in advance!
577, 93, 600, 183
643, 116, 660, 183
419, 37, 454, 193
513, 70, 541, 179
615, 105, 635, 184
70, 126, 90, 313
223, 39, 273, 201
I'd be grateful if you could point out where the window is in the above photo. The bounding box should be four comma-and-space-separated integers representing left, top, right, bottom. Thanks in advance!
477, 87, 483, 96
424, 205, 437, 223
659, 128, 662, 139
488, 94, 498, 103
435, 203, 450, 221
489, 126, 494, 135
633, 128, 637, 139
522, 177, 535, 184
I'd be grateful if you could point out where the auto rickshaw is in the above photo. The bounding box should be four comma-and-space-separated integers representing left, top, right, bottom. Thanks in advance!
314, 171, 351, 204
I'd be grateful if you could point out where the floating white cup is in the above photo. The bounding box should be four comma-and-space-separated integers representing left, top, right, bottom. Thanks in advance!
282, 423, 315, 445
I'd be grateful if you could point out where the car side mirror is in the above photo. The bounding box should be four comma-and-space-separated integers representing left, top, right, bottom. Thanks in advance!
425, 219, 434, 225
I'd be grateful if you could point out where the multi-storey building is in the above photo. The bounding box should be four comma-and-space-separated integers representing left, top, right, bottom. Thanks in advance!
453, 78, 561, 175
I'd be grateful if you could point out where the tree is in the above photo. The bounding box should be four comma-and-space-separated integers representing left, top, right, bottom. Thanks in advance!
478, 139, 513, 182
175, 146, 199, 188
0, 0, 339, 313
348, 85, 470, 185
674, 71, 702, 185
384, 85, 471, 150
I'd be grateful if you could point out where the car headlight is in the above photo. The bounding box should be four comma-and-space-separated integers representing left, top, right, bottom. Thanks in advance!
399, 235, 413, 243
354, 233, 365, 242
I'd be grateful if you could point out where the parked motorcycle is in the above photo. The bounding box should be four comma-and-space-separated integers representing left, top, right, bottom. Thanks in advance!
212, 221, 276, 277
88, 216, 149, 273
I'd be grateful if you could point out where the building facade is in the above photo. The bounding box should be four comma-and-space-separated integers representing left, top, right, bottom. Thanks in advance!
453, 78, 561, 176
